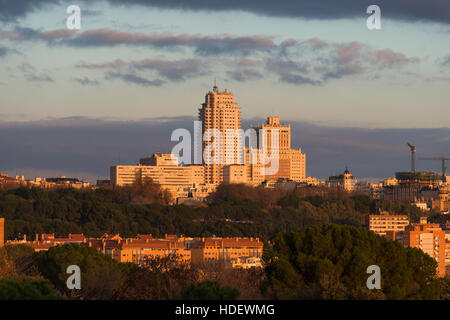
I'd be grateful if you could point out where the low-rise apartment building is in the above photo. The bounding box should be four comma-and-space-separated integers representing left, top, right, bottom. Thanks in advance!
5, 228, 263, 269
366, 211, 409, 236
189, 237, 263, 265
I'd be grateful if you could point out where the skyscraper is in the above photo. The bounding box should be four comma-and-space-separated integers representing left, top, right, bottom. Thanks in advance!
199, 84, 242, 184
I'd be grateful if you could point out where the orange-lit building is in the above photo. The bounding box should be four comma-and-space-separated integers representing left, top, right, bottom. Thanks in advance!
366, 211, 409, 236
27, 233, 87, 252
252, 116, 306, 182
446, 235, 450, 276
389, 221, 446, 277
189, 237, 263, 265
88, 234, 191, 264
0, 217, 4, 247
110, 86, 308, 200
199, 85, 242, 185
5, 227, 262, 269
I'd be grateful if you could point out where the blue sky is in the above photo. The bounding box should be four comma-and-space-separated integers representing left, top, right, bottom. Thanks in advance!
0, 1, 449, 181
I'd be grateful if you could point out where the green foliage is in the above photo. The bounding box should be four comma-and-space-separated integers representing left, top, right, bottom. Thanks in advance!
429, 213, 450, 225
174, 281, 240, 300
33, 243, 134, 299
2, 244, 39, 276
117, 254, 197, 300
0, 186, 424, 241
263, 225, 442, 300
0, 278, 63, 300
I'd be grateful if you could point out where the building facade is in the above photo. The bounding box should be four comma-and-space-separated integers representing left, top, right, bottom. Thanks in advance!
388, 222, 446, 277
366, 211, 409, 236
110, 153, 205, 198
327, 168, 357, 191
252, 116, 306, 182
199, 85, 242, 185
189, 237, 263, 265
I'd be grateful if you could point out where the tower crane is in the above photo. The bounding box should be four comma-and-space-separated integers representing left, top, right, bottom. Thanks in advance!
406, 143, 416, 172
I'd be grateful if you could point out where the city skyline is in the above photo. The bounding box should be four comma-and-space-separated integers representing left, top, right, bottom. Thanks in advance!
0, 86, 449, 183
1, 1, 450, 182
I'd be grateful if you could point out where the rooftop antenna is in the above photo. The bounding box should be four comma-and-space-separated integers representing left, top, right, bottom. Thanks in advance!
213, 77, 218, 92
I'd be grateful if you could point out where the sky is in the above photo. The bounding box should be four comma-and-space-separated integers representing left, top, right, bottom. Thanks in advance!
0, 1, 449, 181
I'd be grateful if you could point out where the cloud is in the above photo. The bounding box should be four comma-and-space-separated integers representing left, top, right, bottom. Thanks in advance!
26, 73, 54, 82
371, 49, 419, 69
226, 69, 263, 82
16, 62, 54, 83
17, 63, 35, 72
0, 45, 19, 57
105, 71, 165, 87
0, 46, 10, 57
441, 55, 450, 66
83, 9, 103, 17
279, 73, 322, 85
73, 76, 100, 86
1, 27, 275, 56
0, 27, 76, 41
1, 1, 449, 24
265, 39, 418, 85
105, 0, 450, 24
0, 0, 60, 22
0, 116, 448, 182
78, 58, 209, 81
2, 26, 418, 86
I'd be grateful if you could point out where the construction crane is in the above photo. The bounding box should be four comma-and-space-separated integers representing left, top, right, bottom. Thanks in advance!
419, 157, 450, 182
407, 143, 416, 172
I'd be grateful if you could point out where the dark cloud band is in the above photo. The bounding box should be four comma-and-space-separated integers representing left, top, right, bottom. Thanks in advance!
1, 1, 449, 24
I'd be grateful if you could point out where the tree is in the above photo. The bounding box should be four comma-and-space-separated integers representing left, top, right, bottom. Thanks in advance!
0, 278, 63, 300
0, 247, 16, 278
116, 254, 197, 300
2, 244, 38, 276
174, 281, 240, 300
122, 176, 173, 205
33, 243, 134, 299
262, 225, 442, 300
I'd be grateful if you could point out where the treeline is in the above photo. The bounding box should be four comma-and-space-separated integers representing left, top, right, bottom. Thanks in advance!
0, 183, 425, 240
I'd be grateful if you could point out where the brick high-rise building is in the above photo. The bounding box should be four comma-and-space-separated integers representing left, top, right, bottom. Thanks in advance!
389, 221, 446, 277
199, 84, 242, 184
